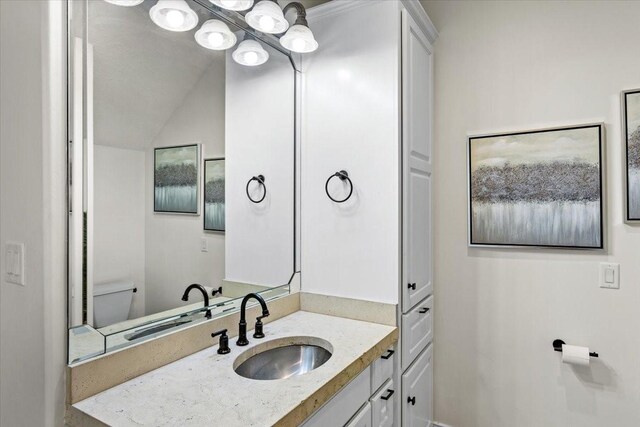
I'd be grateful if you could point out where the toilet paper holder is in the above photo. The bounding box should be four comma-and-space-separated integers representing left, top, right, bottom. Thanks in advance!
553, 339, 598, 358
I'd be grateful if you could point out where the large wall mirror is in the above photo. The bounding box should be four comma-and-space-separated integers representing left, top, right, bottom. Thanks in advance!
68, 0, 298, 364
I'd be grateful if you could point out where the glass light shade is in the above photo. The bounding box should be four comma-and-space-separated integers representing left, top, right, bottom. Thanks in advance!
232, 39, 269, 66
104, 0, 144, 5
195, 20, 237, 50
280, 24, 318, 53
149, 0, 199, 32
210, 0, 254, 11
245, 0, 289, 34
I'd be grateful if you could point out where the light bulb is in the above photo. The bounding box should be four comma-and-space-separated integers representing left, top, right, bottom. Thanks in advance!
221, 0, 238, 7
244, 51, 259, 65
245, 0, 288, 34
258, 15, 275, 32
207, 32, 224, 48
291, 38, 306, 52
166, 9, 185, 28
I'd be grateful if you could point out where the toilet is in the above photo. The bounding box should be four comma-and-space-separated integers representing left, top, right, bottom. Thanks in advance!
93, 280, 135, 328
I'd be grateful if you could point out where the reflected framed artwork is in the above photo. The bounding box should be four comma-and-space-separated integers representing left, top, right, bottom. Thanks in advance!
204, 158, 225, 232
468, 124, 604, 249
623, 89, 640, 222
154, 144, 200, 214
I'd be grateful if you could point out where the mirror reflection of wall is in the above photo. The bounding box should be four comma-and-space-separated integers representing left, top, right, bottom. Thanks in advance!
92, 0, 228, 323
68, 0, 295, 362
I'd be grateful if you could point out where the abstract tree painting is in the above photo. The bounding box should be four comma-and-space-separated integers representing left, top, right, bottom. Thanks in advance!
204, 158, 225, 231
468, 125, 604, 248
624, 90, 640, 221
154, 144, 199, 214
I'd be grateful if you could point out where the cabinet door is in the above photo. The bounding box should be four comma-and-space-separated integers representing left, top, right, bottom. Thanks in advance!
371, 379, 395, 427
402, 344, 433, 427
401, 8, 433, 313
401, 295, 433, 370
302, 367, 370, 427
346, 402, 372, 427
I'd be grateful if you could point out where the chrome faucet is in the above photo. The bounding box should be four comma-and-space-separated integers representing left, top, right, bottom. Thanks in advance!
237, 293, 270, 346
181, 283, 211, 319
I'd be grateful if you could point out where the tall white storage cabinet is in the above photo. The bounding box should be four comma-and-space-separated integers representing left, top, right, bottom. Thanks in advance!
303, 1, 437, 426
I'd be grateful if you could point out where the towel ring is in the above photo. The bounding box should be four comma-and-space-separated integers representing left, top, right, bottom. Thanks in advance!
246, 175, 266, 203
325, 170, 353, 203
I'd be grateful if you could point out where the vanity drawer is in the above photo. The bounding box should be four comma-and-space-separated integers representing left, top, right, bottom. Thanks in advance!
370, 379, 395, 427
302, 366, 370, 427
401, 295, 433, 370
401, 344, 433, 427
345, 402, 372, 427
371, 347, 395, 394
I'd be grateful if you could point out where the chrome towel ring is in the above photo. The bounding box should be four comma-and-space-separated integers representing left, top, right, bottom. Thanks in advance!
246, 175, 266, 203
325, 170, 353, 203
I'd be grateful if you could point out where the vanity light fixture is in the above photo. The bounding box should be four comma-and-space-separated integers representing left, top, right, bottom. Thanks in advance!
245, 0, 289, 34
195, 19, 237, 50
233, 37, 269, 66
149, 0, 199, 32
210, 0, 254, 11
104, 0, 144, 7
279, 2, 317, 53
104, 0, 145, 5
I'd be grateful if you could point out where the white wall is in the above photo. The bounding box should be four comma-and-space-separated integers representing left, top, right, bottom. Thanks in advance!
145, 59, 226, 314
94, 145, 146, 318
0, 1, 66, 425
225, 44, 295, 286
421, 1, 640, 426
301, 1, 401, 304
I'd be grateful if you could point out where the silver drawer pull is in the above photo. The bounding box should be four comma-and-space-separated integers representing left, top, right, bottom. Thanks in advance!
380, 389, 395, 401
381, 349, 395, 360
418, 307, 430, 314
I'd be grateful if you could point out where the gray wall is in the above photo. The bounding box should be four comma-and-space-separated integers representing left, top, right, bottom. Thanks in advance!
0, 1, 66, 425
422, 1, 640, 426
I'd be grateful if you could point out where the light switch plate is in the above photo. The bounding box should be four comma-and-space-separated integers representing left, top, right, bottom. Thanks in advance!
200, 237, 208, 252
599, 262, 620, 289
5, 242, 25, 286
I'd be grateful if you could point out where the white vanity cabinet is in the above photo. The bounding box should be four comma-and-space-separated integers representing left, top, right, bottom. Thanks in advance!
303, 347, 397, 427
304, 1, 437, 426
402, 344, 433, 427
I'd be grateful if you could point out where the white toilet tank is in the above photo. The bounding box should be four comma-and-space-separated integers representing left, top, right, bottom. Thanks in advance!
93, 280, 135, 328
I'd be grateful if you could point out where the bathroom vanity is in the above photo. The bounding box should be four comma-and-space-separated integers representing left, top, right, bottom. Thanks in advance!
68, 311, 398, 426
65, 0, 435, 426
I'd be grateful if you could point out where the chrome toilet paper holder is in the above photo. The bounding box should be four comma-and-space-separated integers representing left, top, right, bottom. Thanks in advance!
553, 339, 598, 358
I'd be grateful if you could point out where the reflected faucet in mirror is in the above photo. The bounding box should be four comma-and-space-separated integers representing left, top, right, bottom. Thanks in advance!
237, 293, 270, 346
182, 284, 212, 319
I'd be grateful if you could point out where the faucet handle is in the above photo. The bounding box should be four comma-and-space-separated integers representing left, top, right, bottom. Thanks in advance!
253, 314, 268, 339
211, 329, 230, 354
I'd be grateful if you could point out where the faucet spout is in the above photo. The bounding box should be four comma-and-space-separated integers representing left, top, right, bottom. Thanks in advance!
182, 283, 211, 319
237, 292, 270, 346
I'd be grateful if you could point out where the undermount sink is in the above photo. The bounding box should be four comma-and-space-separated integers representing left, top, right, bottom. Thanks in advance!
234, 337, 333, 380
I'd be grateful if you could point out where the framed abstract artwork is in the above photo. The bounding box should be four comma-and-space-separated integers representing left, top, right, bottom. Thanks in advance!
154, 144, 200, 214
203, 158, 225, 232
468, 124, 604, 249
623, 89, 640, 222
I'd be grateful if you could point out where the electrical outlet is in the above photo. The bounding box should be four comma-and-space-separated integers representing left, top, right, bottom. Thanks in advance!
5, 242, 25, 286
599, 262, 620, 289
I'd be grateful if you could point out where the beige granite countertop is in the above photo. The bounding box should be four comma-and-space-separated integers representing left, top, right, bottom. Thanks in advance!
71, 311, 397, 427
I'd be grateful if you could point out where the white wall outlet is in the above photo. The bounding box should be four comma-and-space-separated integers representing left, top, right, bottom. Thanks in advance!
200, 237, 208, 252
5, 242, 25, 286
599, 262, 620, 289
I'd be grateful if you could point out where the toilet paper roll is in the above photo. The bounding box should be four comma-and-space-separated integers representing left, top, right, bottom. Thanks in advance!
561, 344, 590, 366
